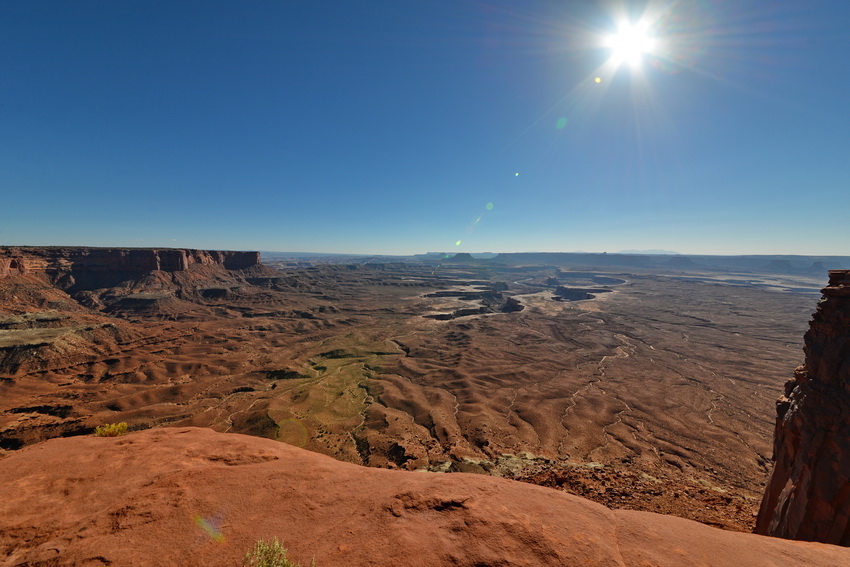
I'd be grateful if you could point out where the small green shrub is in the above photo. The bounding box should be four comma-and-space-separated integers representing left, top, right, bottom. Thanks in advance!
243, 538, 315, 567
94, 422, 128, 437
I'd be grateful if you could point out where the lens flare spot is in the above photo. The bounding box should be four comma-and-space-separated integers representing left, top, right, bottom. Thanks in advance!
194, 516, 225, 543
594, 77, 602, 84
485, 202, 494, 211
455, 240, 462, 246
555, 117, 568, 129
514, 172, 520, 176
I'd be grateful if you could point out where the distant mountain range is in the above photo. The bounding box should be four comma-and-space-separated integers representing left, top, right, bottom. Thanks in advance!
616, 249, 680, 255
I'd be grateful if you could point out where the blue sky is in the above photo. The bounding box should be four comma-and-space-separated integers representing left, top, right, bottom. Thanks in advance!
2, 1, 848, 255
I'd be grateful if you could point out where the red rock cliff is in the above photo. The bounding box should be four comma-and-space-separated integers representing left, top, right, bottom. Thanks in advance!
756, 269, 850, 544
0, 256, 26, 277
0, 247, 261, 289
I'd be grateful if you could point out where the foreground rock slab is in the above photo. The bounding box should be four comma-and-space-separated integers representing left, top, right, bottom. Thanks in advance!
2, 428, 848, 567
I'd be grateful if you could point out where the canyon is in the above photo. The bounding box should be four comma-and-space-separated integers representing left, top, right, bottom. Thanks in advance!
0, 246, 848, 564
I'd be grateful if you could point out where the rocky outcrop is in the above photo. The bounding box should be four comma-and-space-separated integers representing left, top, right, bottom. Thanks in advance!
0, 256, 26, 277
756, 270, 850, 544
553, 286, 612, 301
0, 247, 260, 290
2, 427, 850, 567
0, 247, 270, 375
422, 285, 523, 320
446, 252, 475, 263
500, 296, 524, 313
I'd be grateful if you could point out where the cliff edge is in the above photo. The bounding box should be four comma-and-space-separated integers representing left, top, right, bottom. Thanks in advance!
756, 270, 850, 544
0, 247, 260, 290
0, 246, 276, 378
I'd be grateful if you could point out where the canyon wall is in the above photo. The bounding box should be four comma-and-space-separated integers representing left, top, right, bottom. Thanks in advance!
756, 269, 850, 544
0, 247, 260, 289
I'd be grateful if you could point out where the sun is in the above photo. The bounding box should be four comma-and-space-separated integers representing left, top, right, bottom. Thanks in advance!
606, 22, 656, 68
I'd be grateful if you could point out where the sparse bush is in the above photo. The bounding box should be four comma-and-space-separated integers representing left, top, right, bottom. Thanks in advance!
94, 422, 128, 437
243, 538, 315, 567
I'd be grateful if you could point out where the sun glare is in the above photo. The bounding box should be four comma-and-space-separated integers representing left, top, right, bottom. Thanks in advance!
606, 22, 655, 68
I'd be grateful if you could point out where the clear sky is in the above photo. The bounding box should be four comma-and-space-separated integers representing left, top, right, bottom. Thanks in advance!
2, 1, 848, 255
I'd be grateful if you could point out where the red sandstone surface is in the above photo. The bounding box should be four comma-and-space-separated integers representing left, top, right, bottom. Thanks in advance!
2, 426, 849, 567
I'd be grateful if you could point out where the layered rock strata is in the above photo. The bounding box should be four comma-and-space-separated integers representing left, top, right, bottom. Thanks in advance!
0, 247, 260, 290
0, 247, 268, 376
756, 269, 850, 544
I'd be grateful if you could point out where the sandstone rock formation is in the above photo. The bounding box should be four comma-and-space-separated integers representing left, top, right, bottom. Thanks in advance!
2, 427, 849, 567
0, 256, 26, 277
756, 269, 850, 544
0, 247, 260, 291
552, 286, 613, 301
0, 247, 275, 380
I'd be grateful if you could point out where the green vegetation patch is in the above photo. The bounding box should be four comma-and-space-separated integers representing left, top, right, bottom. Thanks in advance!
266, 335, 406, 462
244, 537, 315, 567
95, 422, 128, 437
